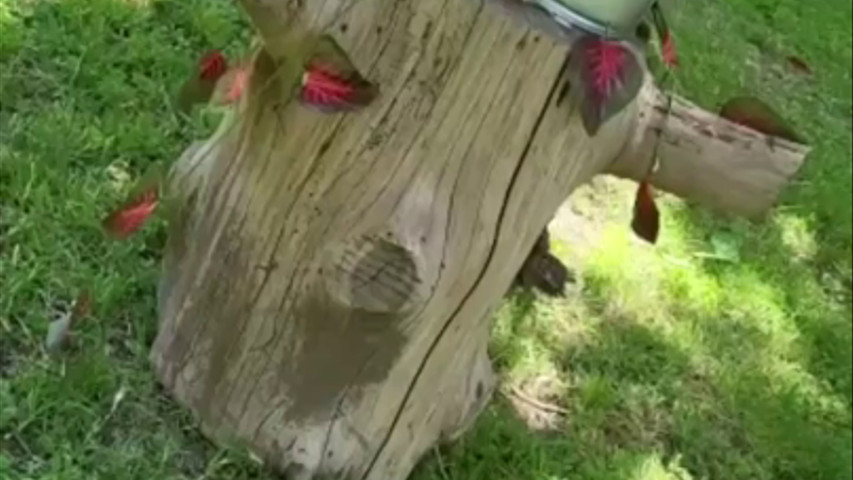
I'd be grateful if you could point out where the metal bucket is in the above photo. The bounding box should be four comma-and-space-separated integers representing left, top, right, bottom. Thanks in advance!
533, 0, 655, 37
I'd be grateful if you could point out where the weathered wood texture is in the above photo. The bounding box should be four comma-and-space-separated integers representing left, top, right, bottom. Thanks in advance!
610, 85, 810, 217
151, 1, 808, 479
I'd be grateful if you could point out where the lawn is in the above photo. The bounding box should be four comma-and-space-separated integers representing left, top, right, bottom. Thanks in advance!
1, 0, 851, 479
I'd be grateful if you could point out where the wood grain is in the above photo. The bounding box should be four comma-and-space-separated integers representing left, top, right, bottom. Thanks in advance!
151, 1, 808, 479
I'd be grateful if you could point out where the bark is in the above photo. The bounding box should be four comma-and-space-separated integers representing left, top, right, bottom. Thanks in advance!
150, 1, 809, 479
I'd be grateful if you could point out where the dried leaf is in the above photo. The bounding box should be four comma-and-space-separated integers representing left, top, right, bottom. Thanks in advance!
651, 2, 679, 68
631, 181, 660, 244
72, 290, 92, 320
720, 97, 802, 143
566, 35, 644, 135
786, 56, 813, 75
661, 35, 678, 68
300, 62, 378, 112
102, 187, 159, 239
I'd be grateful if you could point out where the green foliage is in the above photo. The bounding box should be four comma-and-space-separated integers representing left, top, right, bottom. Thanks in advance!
1, 1, 257, 478
1, 0, 850, 479
415, 0, 852, 478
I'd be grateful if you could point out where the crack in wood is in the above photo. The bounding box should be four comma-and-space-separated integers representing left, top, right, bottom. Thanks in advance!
359, 45, 567, 480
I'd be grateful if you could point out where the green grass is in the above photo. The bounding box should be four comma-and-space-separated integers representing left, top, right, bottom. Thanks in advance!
1, 0, 851, 479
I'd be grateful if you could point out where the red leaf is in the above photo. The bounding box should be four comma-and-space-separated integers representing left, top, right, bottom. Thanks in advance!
176, 51, 229, 113
213, 66, 251, 105
103, 188, 159, 239
720, 97, 802, 143
652, 2, 679, 68
199, 50, 228, 82
224, 67, 250, 103
589, 41, 627, 96
661, 34, 679, 68
566, 35, 644, 135
300, 62, 377, 112
631, 181, 660, 244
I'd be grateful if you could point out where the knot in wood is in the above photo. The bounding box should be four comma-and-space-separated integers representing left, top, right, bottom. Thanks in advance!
324, 234, 421, 314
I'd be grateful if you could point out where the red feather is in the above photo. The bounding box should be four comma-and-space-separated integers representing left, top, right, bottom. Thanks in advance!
103, 188, 158, 239
300, 62, 377, 112
199, 50, 228, 82
566, 35, 644, 135
631, 181, 660, 244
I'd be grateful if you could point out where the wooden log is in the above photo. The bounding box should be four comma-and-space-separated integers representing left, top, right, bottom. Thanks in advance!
150, 1, 809, 479
608, 84, 811, 217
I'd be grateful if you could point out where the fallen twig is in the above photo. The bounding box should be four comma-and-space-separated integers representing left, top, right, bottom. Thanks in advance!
503, 385, 570, 416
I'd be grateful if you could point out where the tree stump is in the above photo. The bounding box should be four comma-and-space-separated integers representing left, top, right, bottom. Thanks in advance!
151, 1, 809, 478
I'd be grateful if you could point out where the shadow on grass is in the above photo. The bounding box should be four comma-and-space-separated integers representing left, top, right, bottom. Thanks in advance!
674, 203, 852, 405
414, 261, 851, 480
417, 151, 852, 480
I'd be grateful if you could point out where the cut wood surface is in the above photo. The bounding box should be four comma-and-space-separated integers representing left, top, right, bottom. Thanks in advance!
151, 1, 809, 479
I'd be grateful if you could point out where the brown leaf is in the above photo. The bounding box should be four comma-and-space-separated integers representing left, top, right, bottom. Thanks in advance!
631, 181, 660, 244
72, 290, 92, 319
651, 2, 679, 68
786, 55, 813, 75
720, 96, 803, 143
